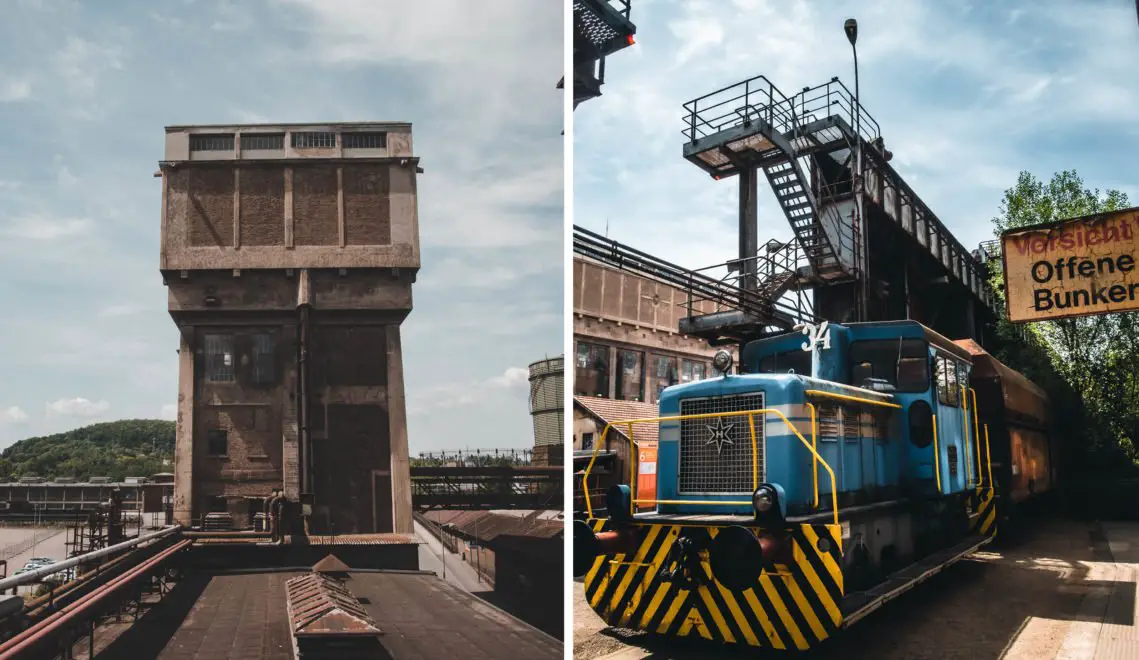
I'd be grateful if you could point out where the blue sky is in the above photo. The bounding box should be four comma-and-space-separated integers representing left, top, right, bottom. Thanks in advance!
575, 0, 1139, 274
0, 0, 563, 452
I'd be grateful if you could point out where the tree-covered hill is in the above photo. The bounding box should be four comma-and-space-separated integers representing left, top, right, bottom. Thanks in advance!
0, 420, 175, 482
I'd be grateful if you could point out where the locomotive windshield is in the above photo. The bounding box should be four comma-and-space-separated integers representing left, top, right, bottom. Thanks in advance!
849, 339, 929, 391
755, 349, 812, 375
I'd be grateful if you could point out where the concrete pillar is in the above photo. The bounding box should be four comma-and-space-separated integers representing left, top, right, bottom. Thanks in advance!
281, 324, 300, 502
173, 329, 195, 526
386, 325, 413, 534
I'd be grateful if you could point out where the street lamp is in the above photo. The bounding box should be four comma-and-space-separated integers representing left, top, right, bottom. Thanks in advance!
844, 17, 868, 319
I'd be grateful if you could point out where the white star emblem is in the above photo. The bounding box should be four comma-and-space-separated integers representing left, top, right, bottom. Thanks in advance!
704, 417, 735, 455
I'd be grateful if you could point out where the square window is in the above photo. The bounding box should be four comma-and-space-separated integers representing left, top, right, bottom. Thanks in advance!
252, 333, 275, 384
204, 334, 235, 382
207, 429, 228, 456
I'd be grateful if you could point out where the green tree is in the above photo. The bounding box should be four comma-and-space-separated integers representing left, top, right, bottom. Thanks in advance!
989, 170, 1138, 471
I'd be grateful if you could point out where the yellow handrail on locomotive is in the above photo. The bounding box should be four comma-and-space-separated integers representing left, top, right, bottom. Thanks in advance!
581, 408, 841, 526
969, 387, 982, 487
803, 389, 902, 410
960, 385, 974, 488
932, 414, 942, 492
802, 389, 901, 510
983, 423, 994, 487
806, 402, 818, 509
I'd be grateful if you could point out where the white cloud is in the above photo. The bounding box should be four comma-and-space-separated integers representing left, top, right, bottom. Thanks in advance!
0, 407, 29, 425
159, 403, 177, 420
1, 215, 91, 241
45, 398, 110, 418
487, 367, 530, 388
0, 78, 30, 102
54, 36, 124, 95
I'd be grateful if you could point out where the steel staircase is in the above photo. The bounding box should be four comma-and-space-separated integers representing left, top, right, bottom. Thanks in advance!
761, 159, 846, 278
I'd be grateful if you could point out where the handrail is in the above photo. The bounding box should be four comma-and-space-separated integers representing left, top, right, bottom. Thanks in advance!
0, 525, 181, 593
969, 388, 982, 486
581, 407, 841, 526
960, 385, 974, 488
983, 423, 994, 487
932, 414, 942, 493
807, 402, 819, 509
804, 389, 902, 409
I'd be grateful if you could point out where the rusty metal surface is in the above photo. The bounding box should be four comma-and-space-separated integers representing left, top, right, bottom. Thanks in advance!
116, 570, 561, 659
284, 572, 382, 637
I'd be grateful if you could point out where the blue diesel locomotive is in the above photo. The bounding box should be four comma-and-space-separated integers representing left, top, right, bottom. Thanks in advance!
575, 320, 1022, 652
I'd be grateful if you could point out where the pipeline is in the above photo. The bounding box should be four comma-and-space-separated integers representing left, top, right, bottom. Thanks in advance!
0, 526, 180, 594
0, 538, 192, 658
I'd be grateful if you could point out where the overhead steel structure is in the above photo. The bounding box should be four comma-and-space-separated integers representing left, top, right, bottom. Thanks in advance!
562, 0, 637, 109
575, 74, 999, 348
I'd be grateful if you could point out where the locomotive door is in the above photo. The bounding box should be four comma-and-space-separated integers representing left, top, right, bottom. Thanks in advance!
932, 353, 968, 493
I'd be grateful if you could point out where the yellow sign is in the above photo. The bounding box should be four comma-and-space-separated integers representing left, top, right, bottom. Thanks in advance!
1001, 207, 1139, 322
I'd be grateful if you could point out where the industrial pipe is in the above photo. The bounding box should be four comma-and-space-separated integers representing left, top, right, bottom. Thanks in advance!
0, 525, 180, 594
0, 538, 191, 658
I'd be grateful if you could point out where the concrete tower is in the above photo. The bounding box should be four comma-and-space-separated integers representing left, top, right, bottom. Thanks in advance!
159, 123, 420, 534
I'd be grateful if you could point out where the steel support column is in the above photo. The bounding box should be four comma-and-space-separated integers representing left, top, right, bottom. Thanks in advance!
739, 165, 759, 294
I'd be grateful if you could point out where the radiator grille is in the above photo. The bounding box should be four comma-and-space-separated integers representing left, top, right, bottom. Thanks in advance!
678, 393, 764, 494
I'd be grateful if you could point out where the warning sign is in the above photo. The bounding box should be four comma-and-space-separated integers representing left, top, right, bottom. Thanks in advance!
1001, 207, 1139, 322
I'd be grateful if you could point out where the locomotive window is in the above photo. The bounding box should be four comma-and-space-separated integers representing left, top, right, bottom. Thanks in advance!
757, 349, 812, 376
935, 355, 960, 406
848, 339, 928, 392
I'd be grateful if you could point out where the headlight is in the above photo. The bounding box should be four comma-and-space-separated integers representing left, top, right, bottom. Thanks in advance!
752, 486, 775, 513
713, 349, 733, 375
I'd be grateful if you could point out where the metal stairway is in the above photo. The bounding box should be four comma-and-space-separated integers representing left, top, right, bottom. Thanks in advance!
761, 159, 845, 278
683, 78, 868, 284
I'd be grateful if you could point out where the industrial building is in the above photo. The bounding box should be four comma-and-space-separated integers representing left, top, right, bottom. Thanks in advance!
160, 123, 420, 535
572, 255, 726, 404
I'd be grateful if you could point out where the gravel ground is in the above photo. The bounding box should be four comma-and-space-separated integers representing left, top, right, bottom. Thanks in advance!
574, 518, 1134, 659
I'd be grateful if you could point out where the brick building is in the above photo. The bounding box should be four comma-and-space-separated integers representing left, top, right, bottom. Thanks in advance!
572, 255, 727, 405
160, 123, 420, 534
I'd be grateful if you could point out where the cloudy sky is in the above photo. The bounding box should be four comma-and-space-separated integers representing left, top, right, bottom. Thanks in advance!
0, 0, 563, 451
576, 0, 1139, 274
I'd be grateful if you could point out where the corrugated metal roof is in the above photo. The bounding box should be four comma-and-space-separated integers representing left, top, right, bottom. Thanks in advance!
422, 509, 564, 542
573, 396, 659, 445
285, 572, 382, 637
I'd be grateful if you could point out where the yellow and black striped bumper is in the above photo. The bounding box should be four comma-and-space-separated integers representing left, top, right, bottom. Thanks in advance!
971, 486, 998, 538
582, 519, 845, 651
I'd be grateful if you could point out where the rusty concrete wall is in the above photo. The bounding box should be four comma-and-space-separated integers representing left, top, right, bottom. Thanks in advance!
169, 273, 413, 533
161, 162, 418, 271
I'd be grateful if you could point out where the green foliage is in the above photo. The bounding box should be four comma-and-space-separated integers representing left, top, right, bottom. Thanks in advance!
989, 170, 1139, 473
0, 419, 175, 482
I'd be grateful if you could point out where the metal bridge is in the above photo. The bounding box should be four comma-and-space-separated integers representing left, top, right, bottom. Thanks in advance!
410, 466, 563, 511
575, 74, 999, 346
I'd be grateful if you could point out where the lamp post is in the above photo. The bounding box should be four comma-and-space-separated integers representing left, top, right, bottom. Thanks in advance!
844, 18, 869, 320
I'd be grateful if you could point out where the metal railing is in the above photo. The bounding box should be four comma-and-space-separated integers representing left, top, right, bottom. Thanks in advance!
682, 75, 881, 147
0, 525, 180, 593
581, 408, 840, 526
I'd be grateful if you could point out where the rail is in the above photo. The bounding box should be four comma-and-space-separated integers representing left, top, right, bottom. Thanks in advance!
582, 408, 840, 526
932, 414, 942, 493
969, 388, 982, 486
0, 525, 180, 593
803, 389, 902, 409
960, 385, 974, 487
